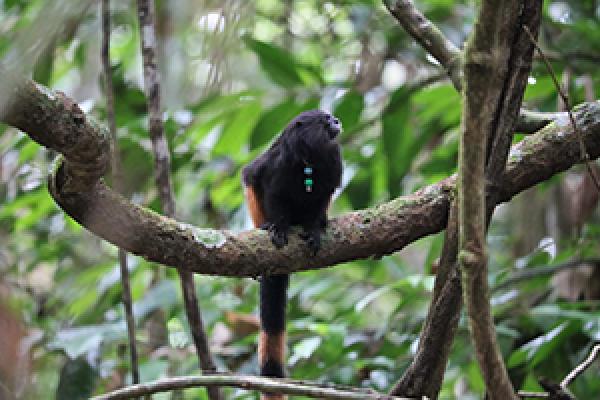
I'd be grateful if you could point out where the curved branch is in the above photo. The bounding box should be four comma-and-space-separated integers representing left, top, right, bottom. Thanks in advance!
91, 374, 413, 400
2, 80, 600, 277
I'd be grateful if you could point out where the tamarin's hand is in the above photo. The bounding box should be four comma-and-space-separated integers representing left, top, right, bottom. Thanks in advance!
261, 222, 288, 249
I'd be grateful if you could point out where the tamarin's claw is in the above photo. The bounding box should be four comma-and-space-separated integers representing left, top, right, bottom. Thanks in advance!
270, 228, 288, 248
260, 223, 288, 248
300, 231, 321, 255
259, 222, 272, 231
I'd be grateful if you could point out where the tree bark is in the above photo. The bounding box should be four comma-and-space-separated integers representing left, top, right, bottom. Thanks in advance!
2, 80, 599, 278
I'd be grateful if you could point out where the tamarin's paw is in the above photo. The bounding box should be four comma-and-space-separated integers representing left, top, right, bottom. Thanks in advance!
270, 228, 288, 248
259, 223, 288, 248
259, 222, 272, 231
300, 231, 321, 255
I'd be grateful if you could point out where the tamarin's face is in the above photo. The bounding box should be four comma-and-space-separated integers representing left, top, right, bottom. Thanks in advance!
323, 112, 342, 139
287, 110, 342, 143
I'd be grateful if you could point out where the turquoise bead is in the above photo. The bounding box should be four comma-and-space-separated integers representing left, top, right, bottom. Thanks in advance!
304, 178, 313, 186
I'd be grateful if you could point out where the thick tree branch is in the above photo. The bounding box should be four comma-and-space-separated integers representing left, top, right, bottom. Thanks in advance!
458, 1, 542, 398
392, 3, 541, 398
1, 80, 600, 278
91, 374, 413, 400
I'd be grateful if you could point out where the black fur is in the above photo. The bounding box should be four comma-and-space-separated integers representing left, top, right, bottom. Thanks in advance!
261, 359, 286, 378
243, 110, 343, 379
259, 274, 289, 334
242, 109, 342, 249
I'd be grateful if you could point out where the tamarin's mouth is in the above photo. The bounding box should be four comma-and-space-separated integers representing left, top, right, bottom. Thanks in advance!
327, 116, 342, 139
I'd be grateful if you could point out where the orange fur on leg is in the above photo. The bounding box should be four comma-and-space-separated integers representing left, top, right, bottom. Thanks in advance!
245, 185, 266, 228
258, 331, 286, 369
258, 331, 286, 400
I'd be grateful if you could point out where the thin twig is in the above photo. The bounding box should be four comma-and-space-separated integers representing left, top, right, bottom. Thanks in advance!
517, 343, 600, 398
91, 374, 416, 400
561, 343, 600, 388
492, 259, 600, 293
101, 0, 139, 384
517, 109, 567, 133
517, 391, 548, 398
135, 2, 221, 399
523, 26, 600, 193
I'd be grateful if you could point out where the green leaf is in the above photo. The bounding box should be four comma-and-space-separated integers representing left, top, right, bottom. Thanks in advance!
381, 89, 413, 196
132, 280, 178, 320
17, 140, 42, 163
250, 97, 319, 149
139, 359, 170, 383
466, 361, 485, 393
49, 323, 126, 359
55, 358, 97, 400
413, 84, 461, 127
210, 173, 244, 209
0, 188, 55, 231
191, 90, 262, 116
244, 37, 322, 88
531, 304, 598, 321
291, 336, 322, 362
508, 322, 579, 368
213, 99, 262, 156
333, 90, 364, 134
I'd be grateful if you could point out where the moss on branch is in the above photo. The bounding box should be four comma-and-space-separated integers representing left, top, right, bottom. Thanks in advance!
1, 79, 599, 277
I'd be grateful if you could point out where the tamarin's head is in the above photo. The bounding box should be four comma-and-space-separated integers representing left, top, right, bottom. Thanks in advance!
285, 110, 342, 144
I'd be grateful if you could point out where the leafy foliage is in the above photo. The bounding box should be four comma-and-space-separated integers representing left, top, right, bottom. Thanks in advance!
0, 0, 599, 399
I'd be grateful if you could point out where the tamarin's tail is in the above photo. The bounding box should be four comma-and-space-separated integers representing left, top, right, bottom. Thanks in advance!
259, 274, 289, 400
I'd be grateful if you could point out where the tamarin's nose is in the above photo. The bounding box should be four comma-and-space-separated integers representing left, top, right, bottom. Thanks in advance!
331, 117, 341, 130
328, 116, 342, 138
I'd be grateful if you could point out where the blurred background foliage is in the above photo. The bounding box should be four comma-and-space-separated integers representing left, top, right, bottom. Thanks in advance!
0, 0, 599, 399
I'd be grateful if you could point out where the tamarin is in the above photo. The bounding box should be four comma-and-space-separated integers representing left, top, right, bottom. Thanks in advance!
242, 110, 343, 399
